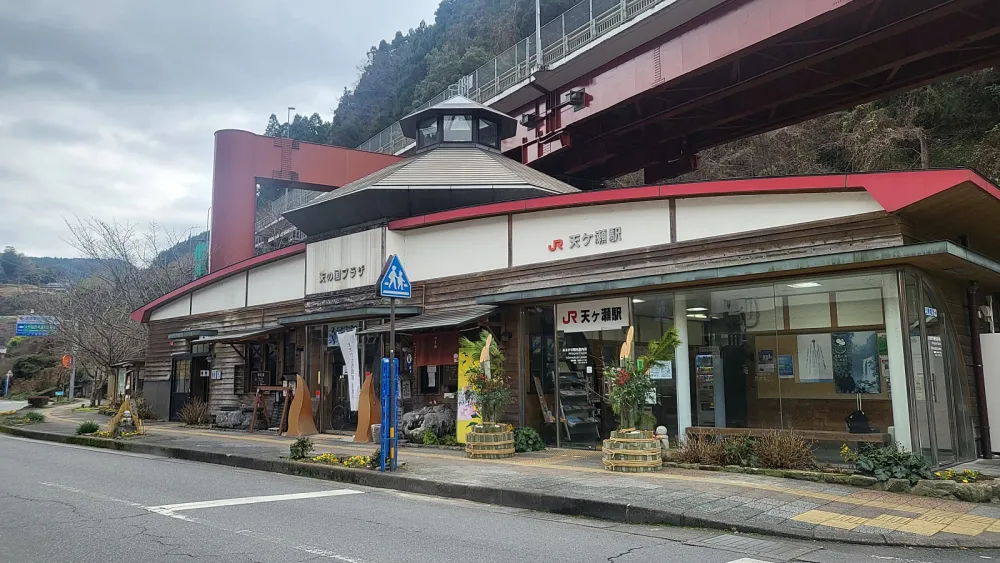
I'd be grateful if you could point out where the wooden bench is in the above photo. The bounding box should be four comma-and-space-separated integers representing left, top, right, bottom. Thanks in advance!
686, 426, 890, 445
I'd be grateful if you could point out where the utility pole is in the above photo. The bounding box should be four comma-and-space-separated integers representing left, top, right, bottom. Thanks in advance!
535, 0, 543, 69
68, 348, 77, 400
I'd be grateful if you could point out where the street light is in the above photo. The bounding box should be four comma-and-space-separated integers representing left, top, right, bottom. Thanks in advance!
286, 107, 295, 138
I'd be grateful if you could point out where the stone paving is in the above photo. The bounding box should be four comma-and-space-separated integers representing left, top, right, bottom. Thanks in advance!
26, 403, 1000, 547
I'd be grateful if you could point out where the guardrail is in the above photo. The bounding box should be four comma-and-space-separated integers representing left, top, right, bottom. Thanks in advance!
357, 0, 672, 155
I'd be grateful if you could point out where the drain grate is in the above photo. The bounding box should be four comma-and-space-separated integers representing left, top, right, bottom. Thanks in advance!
687, 533, 820, 562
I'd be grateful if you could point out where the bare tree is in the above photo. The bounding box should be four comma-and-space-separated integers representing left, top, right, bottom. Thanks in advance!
33, 219, 195, 405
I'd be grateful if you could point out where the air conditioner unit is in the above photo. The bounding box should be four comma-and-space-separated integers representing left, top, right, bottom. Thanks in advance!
520, 113, 538, 129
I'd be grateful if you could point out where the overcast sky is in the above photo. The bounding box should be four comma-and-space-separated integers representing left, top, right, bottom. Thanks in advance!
0, 0, 440, 257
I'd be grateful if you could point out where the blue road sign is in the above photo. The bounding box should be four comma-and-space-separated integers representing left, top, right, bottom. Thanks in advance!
377, 254, 411, 299
15, 315, 55, 337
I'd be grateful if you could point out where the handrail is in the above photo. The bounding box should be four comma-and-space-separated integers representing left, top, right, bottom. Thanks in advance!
357, 0, 676, 155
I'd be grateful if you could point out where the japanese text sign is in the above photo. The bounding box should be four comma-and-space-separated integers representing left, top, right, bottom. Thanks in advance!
556, 297, 630, 333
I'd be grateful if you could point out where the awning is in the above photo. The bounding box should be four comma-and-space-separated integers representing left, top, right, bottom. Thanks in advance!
193, 326, 283, 344
167, 329, 218, 340
359, 305, 497, 334
278, 306, 422, 326
476, 241, 1000, 304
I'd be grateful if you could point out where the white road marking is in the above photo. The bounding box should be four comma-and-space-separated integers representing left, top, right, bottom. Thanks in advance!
145, 489, 363, 517
33, 477, 375, 561
727, 559, 773, 563
38, 481, 146, 508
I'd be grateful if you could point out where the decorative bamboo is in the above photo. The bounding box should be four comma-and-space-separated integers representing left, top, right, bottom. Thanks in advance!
465, 423, 514, 459
602, 429, 662, 472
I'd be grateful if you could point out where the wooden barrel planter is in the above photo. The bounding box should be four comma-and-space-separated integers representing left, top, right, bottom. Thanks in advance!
465, 423, 515, 459
602, 429, 662, 472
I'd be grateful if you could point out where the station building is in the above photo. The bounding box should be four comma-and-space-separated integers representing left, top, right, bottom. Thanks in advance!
132, 98, 1000, 466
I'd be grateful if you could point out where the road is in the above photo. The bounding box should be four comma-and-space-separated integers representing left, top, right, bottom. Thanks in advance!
0, 434, 998, 563
0, 400, 27, 411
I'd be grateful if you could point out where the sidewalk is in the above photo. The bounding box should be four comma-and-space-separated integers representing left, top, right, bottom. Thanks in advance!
10, 402, 1000, 549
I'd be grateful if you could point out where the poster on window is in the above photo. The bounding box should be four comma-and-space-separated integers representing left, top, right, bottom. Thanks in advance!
756, 349, 775, 375
831, 331, 880, 394
649, 360, 672, 380
338, 328, 361, 411
797, 334, 833, 383
777, 354, 795, 379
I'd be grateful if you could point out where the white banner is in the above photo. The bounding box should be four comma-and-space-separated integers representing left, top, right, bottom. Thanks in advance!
338, 328, 361, 411
556, 297, 630, 333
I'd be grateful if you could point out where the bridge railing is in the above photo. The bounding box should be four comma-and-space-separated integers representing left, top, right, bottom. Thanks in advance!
357, 0, 674, 155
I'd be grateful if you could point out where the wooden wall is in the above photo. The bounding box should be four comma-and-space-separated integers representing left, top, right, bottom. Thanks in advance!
145, 300, 304, 413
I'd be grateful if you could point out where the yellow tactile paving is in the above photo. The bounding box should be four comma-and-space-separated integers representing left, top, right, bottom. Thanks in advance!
866, 514, 912, 531
792, 510, 842, 525
917, 510, 962, 525
942, 518, 992, 536
822, 514, 872, 530
46, 405, 1000, 538
897, 519, 949, 536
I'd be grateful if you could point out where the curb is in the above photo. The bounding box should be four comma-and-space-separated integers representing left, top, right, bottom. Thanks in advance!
0, 424, 989, 549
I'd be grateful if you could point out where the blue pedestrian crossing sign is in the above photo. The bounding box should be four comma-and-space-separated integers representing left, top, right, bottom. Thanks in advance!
377, 254, 411, 299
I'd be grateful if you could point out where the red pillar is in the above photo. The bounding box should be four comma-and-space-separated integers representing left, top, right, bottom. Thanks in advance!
210, 130, 259, 273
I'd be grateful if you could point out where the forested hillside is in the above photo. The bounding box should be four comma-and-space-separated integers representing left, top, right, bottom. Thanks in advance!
263, 0, 1000, 184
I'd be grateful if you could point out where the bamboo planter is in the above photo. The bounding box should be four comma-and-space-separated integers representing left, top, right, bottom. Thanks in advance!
602, 429, 662, 472
465, 423, 515, 459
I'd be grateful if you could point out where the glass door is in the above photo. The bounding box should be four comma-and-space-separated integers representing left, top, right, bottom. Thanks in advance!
170, 358, 192, 421
904, 272, 963, 466
922, 284, 958, 465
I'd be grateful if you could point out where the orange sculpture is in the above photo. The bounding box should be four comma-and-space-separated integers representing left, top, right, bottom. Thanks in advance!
287, 375, 318, 437
354, 371, 381, 443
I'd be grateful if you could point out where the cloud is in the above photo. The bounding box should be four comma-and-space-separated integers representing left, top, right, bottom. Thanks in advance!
0, 0, 440, 257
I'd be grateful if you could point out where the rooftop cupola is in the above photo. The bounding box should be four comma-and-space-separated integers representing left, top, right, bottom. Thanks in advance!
400, 95, 518, 153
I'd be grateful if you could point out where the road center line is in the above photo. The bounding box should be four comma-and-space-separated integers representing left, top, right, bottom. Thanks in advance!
146, 489, 363, 514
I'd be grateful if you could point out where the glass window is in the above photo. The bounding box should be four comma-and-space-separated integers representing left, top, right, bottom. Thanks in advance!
417, 117, 438, 148
442, 115, 473, 142
173, 359, 191, 393
478, 118, 499, 148
663, 273, 895, 462
632, 295, 676, 437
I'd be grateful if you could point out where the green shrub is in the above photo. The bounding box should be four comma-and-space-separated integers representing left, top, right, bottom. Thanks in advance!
513, 427, 545, 452
289, 437, 314, 460
23, 411, 45, 423
753, 430, 816, 470
637, 412, 658, 432
677, 432, 814, 470
27, 396, 49, 408
76, 421, 100, 435
842, 443, 932, 484
441, 434, 458, 446
178, 398, 210, 425
130, 393, 156, 420
421, 429, 440, 445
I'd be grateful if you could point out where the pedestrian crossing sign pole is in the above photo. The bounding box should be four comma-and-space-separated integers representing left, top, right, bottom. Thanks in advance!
376, 255, 411, 471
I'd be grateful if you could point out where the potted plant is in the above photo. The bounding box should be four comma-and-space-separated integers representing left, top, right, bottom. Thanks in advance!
602, 326, 680, 472
461, 330, 515, 459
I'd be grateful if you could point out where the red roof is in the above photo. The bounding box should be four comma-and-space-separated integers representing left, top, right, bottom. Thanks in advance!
130, 243, 305, 323
388, 169, 1000, 230
133, 169, 1000, 323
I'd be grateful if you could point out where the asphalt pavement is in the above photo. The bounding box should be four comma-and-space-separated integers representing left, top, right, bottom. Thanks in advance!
1, 433, 998, 563
0, 400, 27, 411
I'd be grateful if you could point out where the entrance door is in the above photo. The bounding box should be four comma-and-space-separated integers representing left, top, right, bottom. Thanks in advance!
904, 273, 963, 466
170, 358, 192, 421
190, 356, 210, 405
